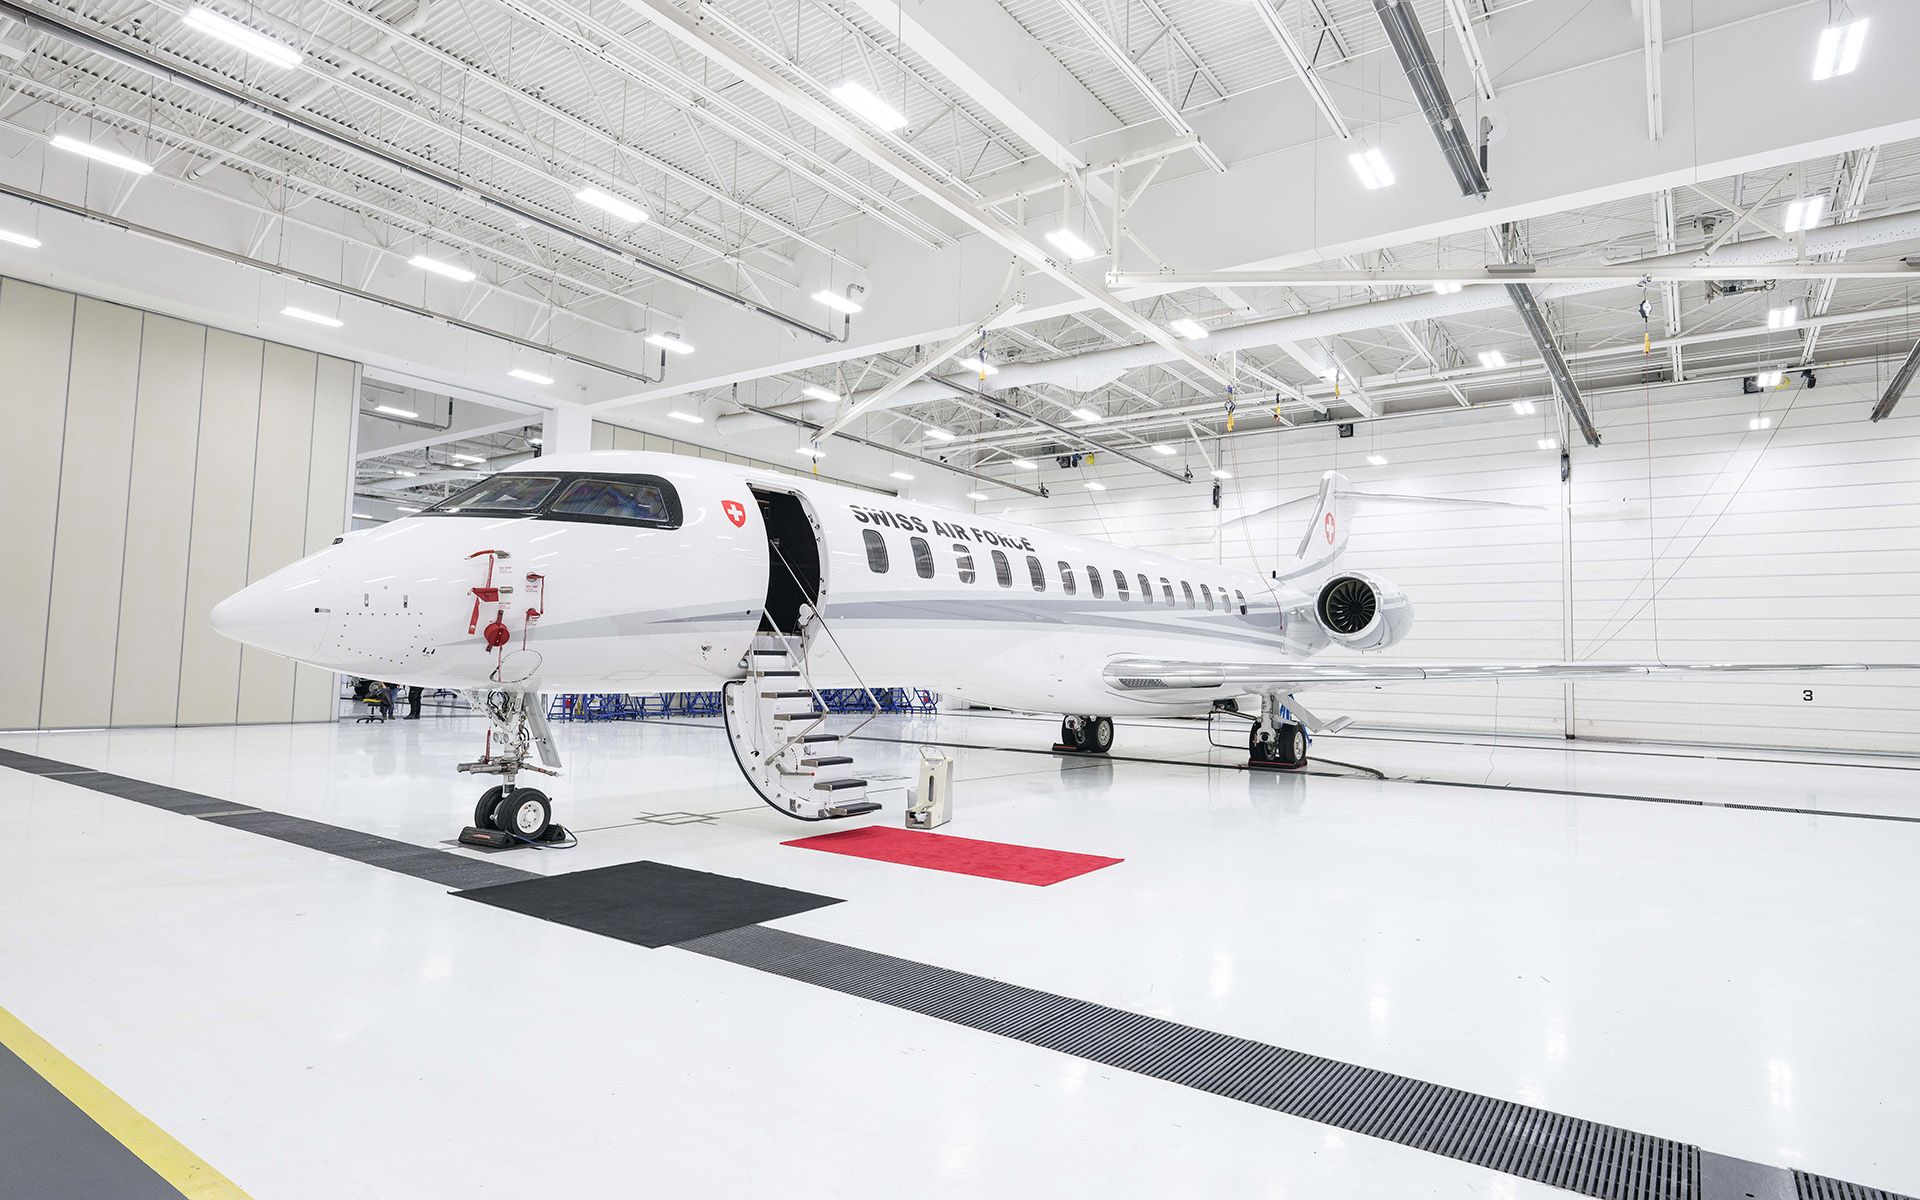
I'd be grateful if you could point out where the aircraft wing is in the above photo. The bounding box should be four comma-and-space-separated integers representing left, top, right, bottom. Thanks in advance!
1102, 658, 1907, 691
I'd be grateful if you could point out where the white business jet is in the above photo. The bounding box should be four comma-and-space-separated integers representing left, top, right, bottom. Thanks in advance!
212, 450, 1899, 839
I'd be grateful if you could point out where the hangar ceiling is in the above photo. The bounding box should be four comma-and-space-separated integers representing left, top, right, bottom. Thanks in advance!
1, 0, 1916, 495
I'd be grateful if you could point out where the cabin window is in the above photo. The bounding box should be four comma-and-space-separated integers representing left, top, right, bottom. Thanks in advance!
1234, 589, 1247, 615
1027, 555, 1046, 592
1181, 581, 1196, 608
992, 550, 1012, 588
1058, 562, 1077, 595
1087, 568, 1104, 599
550, 477, 673, 524
954, 544, 976, 584
1113, 570, 1129, 601
862, 529, 889, 573
1160, 577, 1176, 607
1137, 573, 1152, 603
910, 536, 935, 579
1200, 584, 1213, 611
1219, 585, 1232, 613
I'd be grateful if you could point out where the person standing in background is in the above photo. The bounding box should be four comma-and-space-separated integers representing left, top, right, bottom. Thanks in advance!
406, 685, 424, 720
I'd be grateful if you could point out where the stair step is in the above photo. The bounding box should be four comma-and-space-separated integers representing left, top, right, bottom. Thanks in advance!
827, 800, 882, 818
749, 648, 789, 657
797, 733, 841, 744
801, 756, 853, 768
814, 778, 868, 791
761, 690, 817, 699
773, 711, 824, 722
752, 669, 800, 678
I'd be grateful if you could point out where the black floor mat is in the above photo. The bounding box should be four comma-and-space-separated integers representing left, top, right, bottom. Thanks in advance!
455, 861, 842, 948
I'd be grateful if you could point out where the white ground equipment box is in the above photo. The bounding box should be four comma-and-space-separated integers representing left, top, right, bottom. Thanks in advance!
906, 749, 953, 829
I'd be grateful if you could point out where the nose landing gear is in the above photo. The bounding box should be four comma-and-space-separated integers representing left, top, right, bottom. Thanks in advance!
1054, 715, 1115, 754
457, 689, 571, 847
1247, 692, 1310, 770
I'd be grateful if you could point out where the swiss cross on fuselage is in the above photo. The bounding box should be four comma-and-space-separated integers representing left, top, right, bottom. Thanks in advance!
722, 500, 746, 528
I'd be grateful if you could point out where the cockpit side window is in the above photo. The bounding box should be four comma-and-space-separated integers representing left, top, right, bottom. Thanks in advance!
550, 478, 673, 524
429, 475, 559, 514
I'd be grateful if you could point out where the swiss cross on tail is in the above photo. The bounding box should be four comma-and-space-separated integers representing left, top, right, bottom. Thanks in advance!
722, 500, 747, 528
1325, 512, 1337, 545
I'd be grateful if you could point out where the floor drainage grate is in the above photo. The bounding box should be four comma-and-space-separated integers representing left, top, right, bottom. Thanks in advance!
1796, 1171, 1919, 1200
679, 925, 1700, 1200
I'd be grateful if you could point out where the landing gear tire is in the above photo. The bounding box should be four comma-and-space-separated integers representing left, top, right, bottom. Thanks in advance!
1088, 716, 1114, 755
492, 788, 552, 841
1250, 721, 1308, 768
473, 785, 507, 831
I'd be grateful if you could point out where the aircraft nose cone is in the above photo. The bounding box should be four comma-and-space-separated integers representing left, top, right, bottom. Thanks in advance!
211, 563, 333, 659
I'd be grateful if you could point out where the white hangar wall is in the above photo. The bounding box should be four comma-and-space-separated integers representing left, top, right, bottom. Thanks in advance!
989, 364, 1920, 753
0, 277, 357, 731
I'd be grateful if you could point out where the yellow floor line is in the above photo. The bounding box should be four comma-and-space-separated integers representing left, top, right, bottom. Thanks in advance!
0, 1004, 251, 1199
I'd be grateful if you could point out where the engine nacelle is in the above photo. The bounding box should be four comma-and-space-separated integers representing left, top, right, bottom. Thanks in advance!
1313, 572, 1414, 651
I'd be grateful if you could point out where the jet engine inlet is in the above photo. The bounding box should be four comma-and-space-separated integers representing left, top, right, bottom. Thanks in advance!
1316, 576, 1378, 636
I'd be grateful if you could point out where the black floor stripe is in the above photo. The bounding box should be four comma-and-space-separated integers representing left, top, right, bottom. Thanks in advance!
0, 746, 532, 890
678, 924, 1916, 1200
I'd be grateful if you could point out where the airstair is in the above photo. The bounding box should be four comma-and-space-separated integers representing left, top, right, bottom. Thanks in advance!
722, 632, 883, 822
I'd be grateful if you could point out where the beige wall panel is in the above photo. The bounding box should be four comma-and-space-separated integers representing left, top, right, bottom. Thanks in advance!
614, 427, 645, 451
293, 356, 355, 722
176, 330, 263, 725
237, 344, 317, 723
0, 280, 76, 730
111, 315, 207, 727
590, 421, 615, 450
40, 299, 143, 727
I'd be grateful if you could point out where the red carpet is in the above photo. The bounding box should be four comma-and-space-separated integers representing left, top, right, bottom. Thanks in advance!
782, 825, 1122, 886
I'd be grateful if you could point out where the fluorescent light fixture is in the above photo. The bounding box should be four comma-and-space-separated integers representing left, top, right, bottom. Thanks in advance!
1084, 481, 1106, 491
1070, 407, 1102, 422
1348, 146, 1395, 190
394, 469, 417, 477
1211, 468, 1232, 480
182, 6, 302, 68
49, 134, 153, 176
923, 427, 955, 442
408, 253, 475, 282
1510, 400, 1536, 415
351, 512, 372, 520
830, 80, 907, 132
1150, 443, 1176, 456
1012, 458, 1037, 470
1169, 317, 1210, 340
646, 332, 693, 355
1782, 195, 1826, 233
795, 446, 825, 460
964, 492, 988, 501
575, 185, 646, 223
508, 368, 553, 385
811, 288, 862, 314
1537, 438, 1558, 451
667, 410, 703, 424
1755, 370, 1785, 387
1432, 280, 1463, 295
1812, 18, 1868, 81
957, 356, 998, 376
1767, 304, 1798, 331
450, 453, 486, 464
889, 471, 915, 481
1044, 228, 1097, 261
1477, 350, 1508, 370
396, 506, 422, 513
373, 404, 418, 419
1748, 416, 1773, 430
0, 228, 43, 248
1365, 454, 1389, 467
801, 384, 842, 403
280, 305, 342, 327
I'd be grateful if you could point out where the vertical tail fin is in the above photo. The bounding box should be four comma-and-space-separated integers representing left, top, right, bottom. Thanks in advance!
1283, 470, 1355, 583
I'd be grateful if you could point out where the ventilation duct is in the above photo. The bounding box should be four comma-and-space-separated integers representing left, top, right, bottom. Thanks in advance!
1373, 0, 1490, 197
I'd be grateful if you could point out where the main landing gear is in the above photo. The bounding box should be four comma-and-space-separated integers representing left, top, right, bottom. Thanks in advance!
457, 690, 570, 846
1055, 714, 1115, 755
1247, 692, 1309, 770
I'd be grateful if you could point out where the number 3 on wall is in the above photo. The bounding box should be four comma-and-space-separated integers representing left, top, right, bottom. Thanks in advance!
1803, 689, 1814, 702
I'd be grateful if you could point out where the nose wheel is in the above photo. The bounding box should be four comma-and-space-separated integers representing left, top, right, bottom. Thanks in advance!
457, 690, 569, 847
472, 784, 553, 841
1055, 715, 1115, 755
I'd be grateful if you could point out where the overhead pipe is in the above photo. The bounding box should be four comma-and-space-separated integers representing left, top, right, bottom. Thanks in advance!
1870, 340, 1920, 421
0, 0, 838, 343
855, 206, 1920, 415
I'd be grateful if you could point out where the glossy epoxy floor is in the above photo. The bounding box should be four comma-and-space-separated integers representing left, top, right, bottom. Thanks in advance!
1, 712, 1917, 1200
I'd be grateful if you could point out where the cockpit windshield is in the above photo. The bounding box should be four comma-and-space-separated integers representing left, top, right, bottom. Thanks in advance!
551, 478, 672, 523
430, 475, 559, 514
